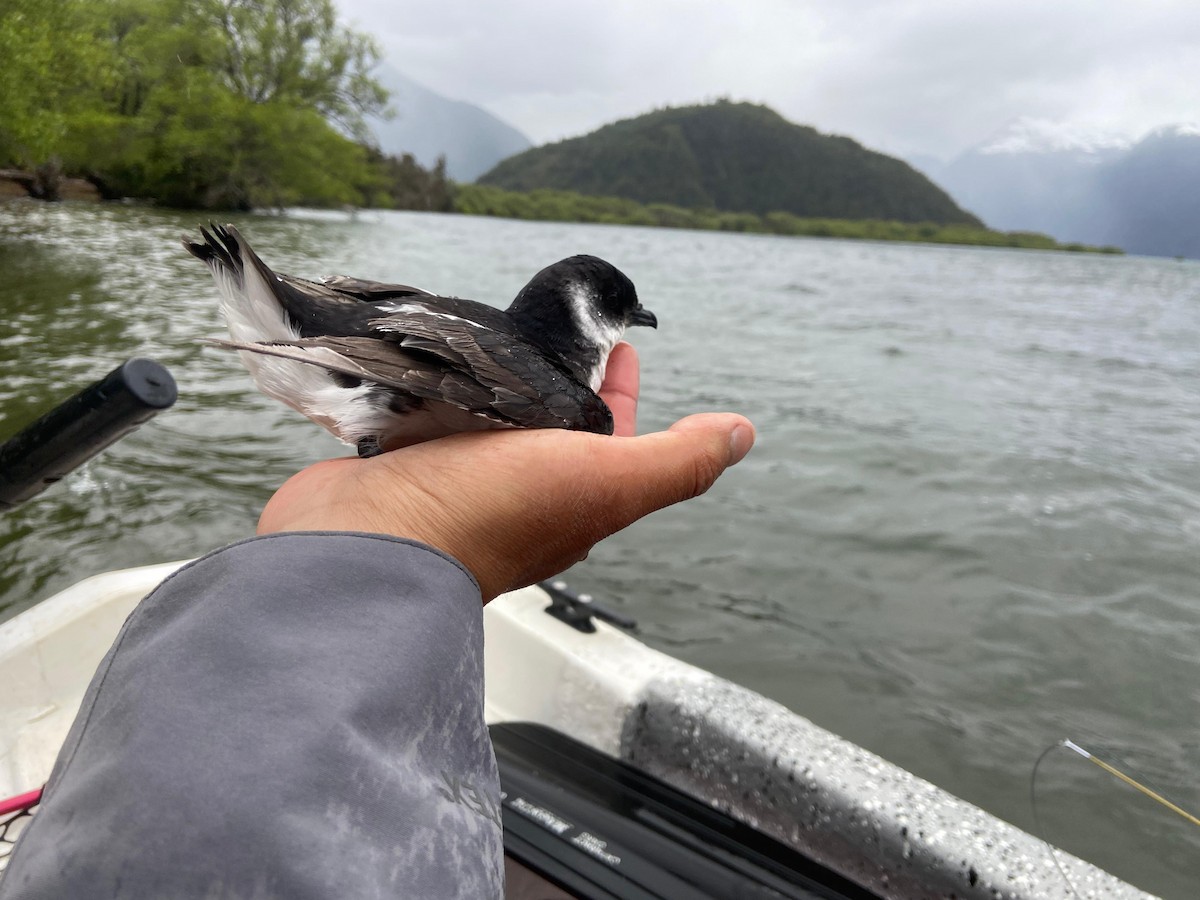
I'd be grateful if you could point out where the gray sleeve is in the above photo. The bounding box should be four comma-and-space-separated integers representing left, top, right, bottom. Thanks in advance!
0, 532, 504, 900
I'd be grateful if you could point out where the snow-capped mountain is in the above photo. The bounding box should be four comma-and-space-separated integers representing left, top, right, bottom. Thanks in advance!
926, 120, 1200, 258
973, 117, 1132, 157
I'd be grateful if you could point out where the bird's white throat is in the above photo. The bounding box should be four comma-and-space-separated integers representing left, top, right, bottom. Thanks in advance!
568, 282, 625, 391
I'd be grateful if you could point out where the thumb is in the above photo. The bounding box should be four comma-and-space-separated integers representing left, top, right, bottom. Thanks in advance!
590, 413, 756, 526
487, 413, 755, 597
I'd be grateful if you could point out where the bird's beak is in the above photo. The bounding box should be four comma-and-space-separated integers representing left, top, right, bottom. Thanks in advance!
629, 306, 658, 329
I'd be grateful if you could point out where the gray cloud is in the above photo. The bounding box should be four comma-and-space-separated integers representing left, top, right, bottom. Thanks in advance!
336, 0, 1200, 159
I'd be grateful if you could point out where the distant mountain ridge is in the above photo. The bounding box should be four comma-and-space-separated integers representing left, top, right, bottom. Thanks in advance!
478, 101, 981, 226
1096, 126, 1200, 258
366, 66, 532, 183
929, 120, 1200, 258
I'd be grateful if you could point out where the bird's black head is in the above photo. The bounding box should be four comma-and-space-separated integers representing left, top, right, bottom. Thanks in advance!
564, 255, 656, 332
507, 255, 656, 388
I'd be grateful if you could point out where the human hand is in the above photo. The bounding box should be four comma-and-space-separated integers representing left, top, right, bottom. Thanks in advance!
258, 343, 755, 602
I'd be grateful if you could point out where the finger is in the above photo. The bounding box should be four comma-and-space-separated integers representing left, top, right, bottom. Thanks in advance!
598, 342, 639, 437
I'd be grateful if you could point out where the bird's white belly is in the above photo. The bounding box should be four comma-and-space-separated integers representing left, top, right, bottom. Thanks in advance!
303, 380, 512, 451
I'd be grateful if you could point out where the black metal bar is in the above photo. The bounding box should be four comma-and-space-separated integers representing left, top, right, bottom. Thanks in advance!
540, 580, 637, 633
0, 358, 177, 510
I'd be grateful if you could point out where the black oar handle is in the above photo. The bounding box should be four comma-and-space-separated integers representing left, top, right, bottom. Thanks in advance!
0, 358, 177, 510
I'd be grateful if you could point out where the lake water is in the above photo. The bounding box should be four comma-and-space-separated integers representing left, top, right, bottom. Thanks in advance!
1, 201, 1197, 897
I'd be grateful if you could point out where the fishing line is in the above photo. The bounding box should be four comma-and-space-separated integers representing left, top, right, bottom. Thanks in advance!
1031, 741, 1080, 897
1031, 739, 1200, 897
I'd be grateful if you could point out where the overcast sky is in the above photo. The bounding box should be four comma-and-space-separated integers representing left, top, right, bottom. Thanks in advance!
335, 0, 1200, 161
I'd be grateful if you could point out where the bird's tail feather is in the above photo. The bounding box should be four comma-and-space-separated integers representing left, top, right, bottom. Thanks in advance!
205, 337, 382, 386
185, 224, 303, 348
181, 224, 244, 289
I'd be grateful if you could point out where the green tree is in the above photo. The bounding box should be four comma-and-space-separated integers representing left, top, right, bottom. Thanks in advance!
0, 0, 403, 208
0, 0, 99, 177
212, 0, 387, 140
58, 0, 390, 209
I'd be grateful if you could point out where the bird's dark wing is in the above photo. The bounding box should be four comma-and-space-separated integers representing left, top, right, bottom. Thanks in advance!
277, 279, 527, 343
368, 296, 589, 385
318, 275, 435, 301
368, 309, 611, 431
370, 295, 527, 338
210, 330, 614, 434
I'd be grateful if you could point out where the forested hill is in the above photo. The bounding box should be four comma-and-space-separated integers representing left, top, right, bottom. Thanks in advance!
479, 101, 981, 226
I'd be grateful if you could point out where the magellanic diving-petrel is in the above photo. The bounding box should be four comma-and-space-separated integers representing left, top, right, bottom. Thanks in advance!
183, 225, 657, 457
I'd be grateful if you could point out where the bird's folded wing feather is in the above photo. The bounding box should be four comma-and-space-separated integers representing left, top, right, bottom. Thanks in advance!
210, 332, 613, 433
318, 275, 435, 301
369, 312, 608, 427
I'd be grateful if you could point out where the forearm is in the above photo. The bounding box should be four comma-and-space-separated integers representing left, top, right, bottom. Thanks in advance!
1, 533, 502, 900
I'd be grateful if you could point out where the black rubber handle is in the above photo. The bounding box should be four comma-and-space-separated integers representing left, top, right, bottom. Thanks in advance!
0, 358, 177, 510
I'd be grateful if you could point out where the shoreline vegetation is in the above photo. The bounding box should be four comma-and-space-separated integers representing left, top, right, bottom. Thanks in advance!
450, 184, 1123, 253
0, 170, 1122, 255
1, 1, 1119, 255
